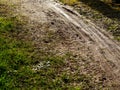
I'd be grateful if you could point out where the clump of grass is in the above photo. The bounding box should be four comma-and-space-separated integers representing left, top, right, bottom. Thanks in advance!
0, 36, 32, 89
0, 17, 15, 32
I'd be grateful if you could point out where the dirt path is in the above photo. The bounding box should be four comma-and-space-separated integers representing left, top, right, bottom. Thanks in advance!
17, 0, 120, 88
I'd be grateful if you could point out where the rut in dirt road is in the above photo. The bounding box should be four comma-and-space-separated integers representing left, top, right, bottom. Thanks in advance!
19, 0, 120, 87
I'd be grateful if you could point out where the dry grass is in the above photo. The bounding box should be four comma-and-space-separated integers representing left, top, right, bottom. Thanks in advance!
59, 0, 78, 5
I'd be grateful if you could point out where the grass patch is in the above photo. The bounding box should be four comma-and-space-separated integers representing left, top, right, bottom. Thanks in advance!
59, 0, 78, 5
0, 17, 15, 32
0, 24, 96, 89
0, 3, 34, 89
0, 35, 32, 89
0, 1, 101, 89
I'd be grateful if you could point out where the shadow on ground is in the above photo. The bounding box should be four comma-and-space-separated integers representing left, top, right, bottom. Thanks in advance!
79, 0, 120, 20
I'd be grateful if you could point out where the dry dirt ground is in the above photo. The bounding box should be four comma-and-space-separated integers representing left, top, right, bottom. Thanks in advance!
10, 0, 120, 89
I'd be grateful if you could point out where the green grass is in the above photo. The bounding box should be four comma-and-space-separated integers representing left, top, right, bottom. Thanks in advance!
0, 28, 67, 89
0, 2, 32, 89
0, 4, 33, 88
0, 13, 76, 90
0, 1, 100, 90
0, 17, 15, 32
0, 19, 95, 89
0, 36, 32, 89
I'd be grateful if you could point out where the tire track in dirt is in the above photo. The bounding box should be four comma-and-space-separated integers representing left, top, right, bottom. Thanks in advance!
48, 1, 120, 82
